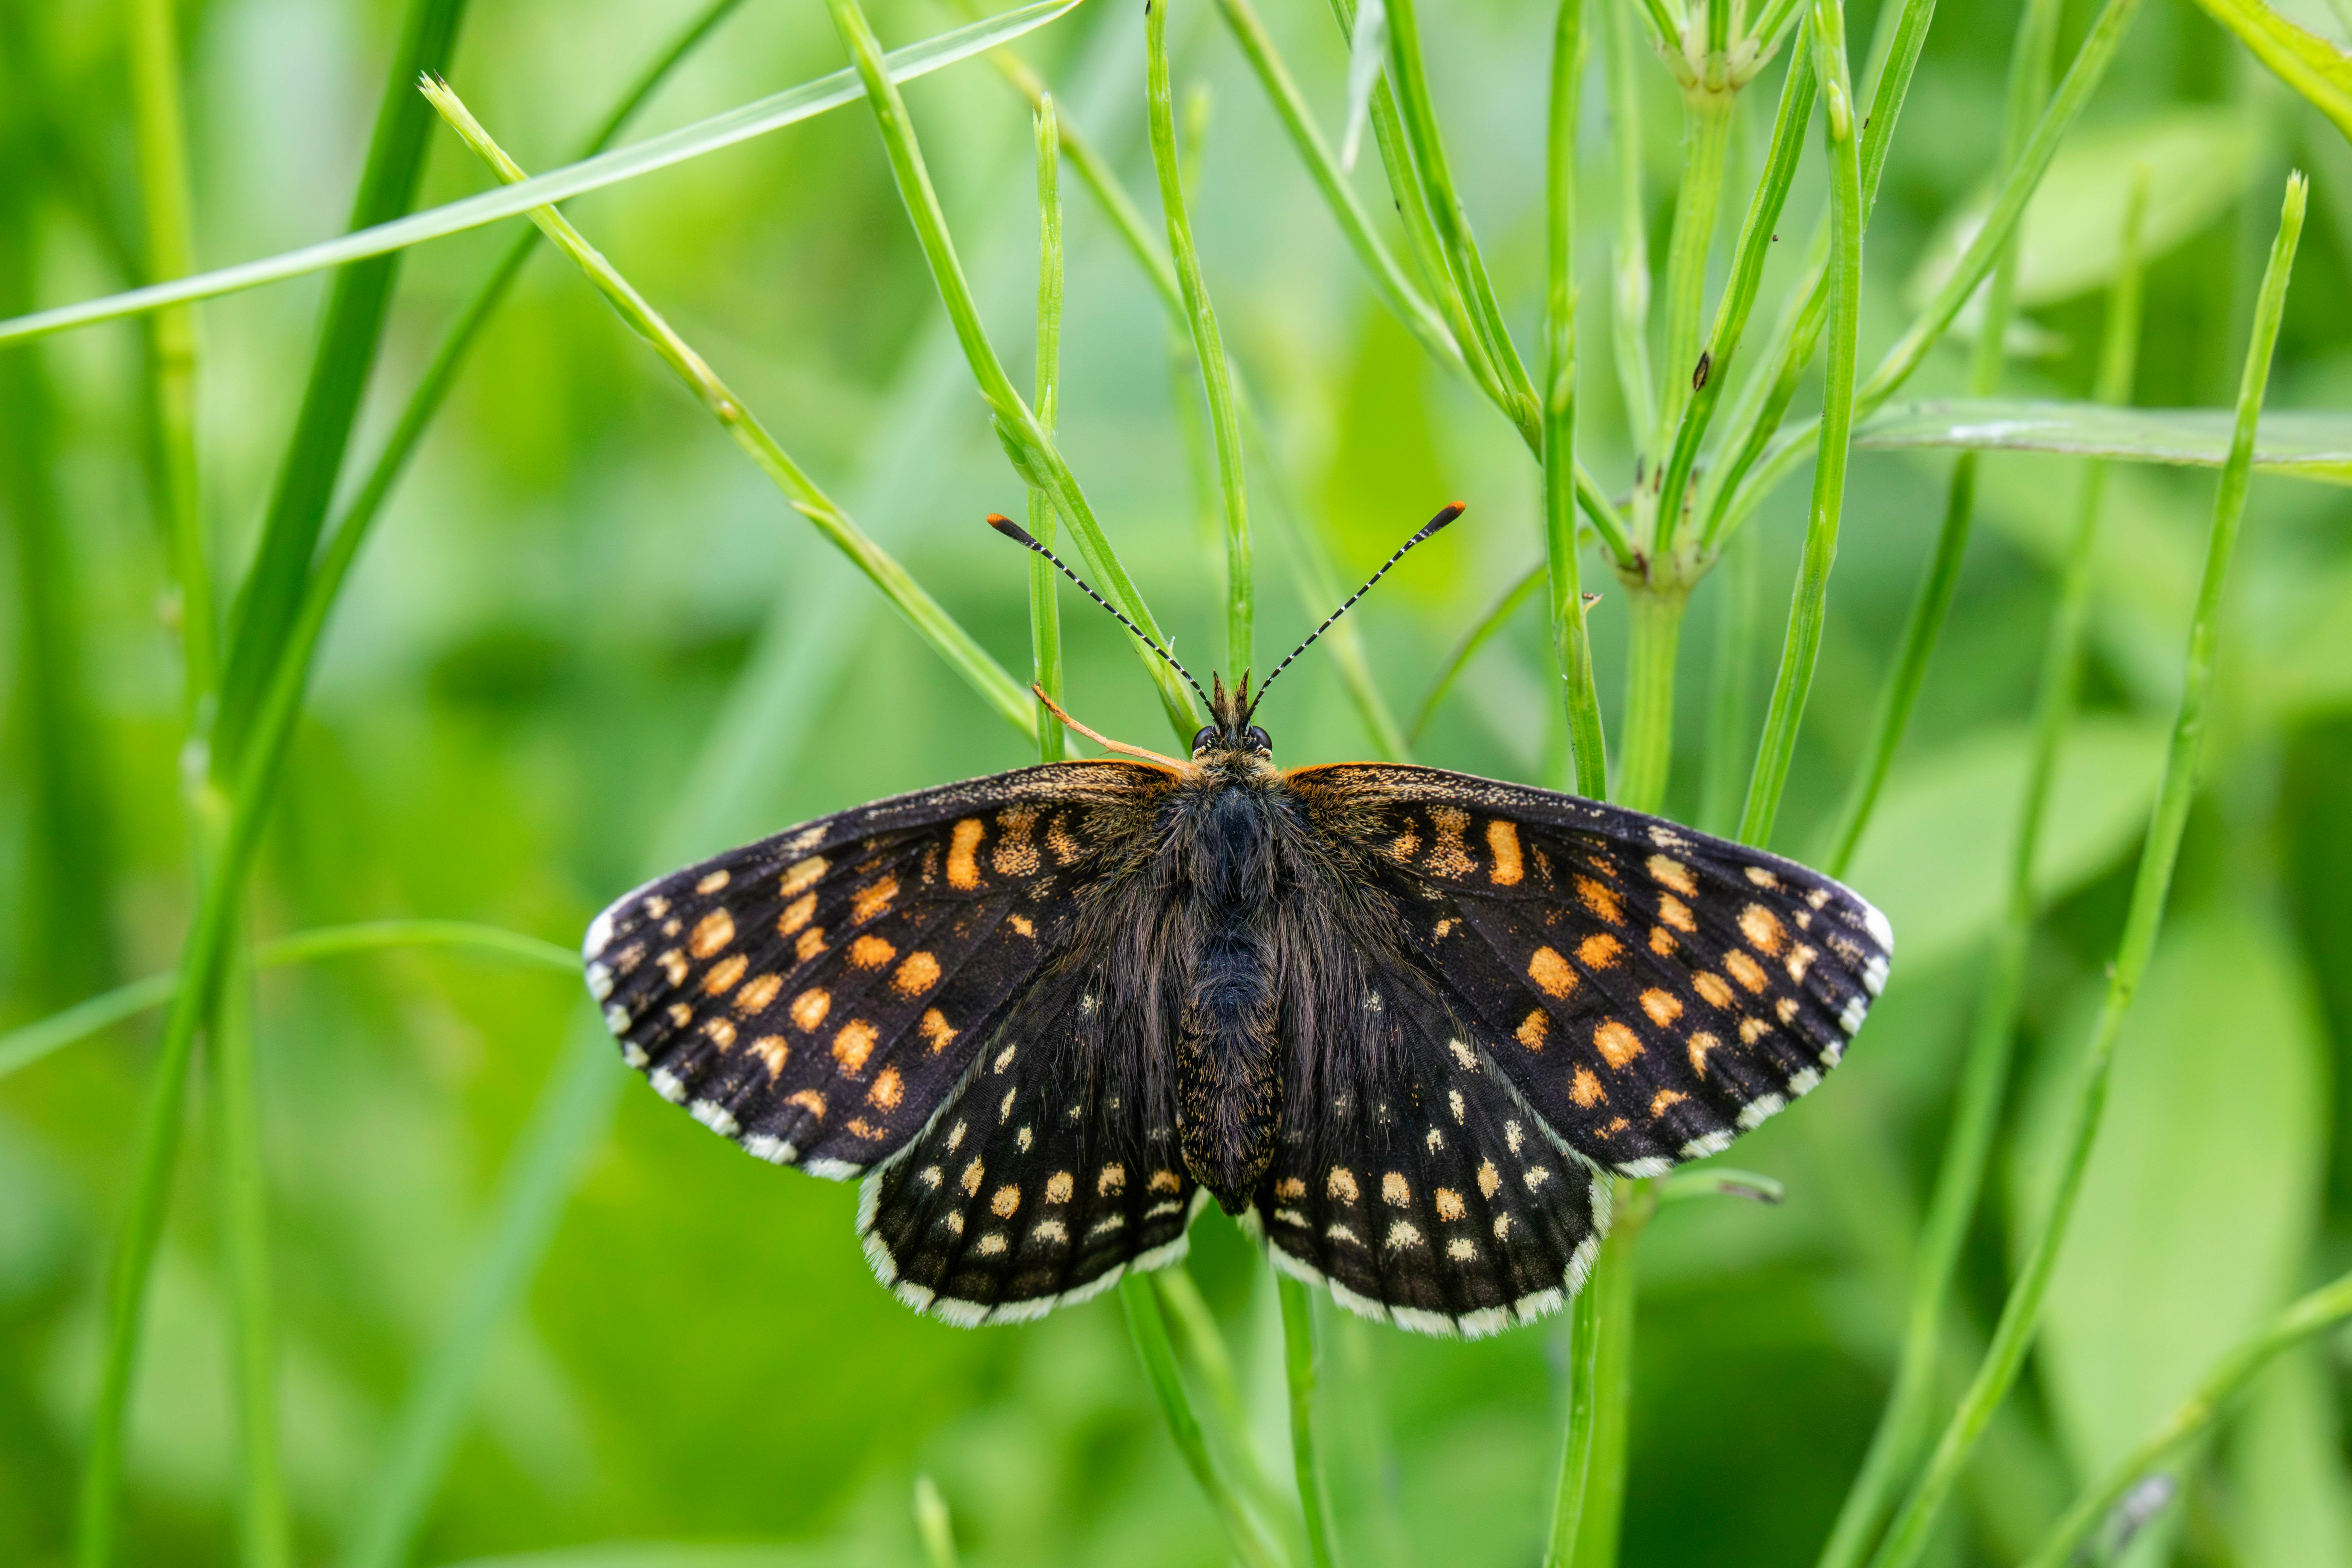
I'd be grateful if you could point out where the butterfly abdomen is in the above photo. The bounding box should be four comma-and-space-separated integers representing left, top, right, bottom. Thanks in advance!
1171, 776, 1285, 1214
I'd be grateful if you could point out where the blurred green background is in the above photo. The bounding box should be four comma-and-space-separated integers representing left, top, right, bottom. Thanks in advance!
5, 0, 2352, 1564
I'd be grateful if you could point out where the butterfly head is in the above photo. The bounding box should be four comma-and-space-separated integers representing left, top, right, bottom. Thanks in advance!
1192, 672, 1273, 761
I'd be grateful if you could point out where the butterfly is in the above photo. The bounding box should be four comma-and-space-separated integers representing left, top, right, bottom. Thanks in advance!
583, 505, 1893, 1338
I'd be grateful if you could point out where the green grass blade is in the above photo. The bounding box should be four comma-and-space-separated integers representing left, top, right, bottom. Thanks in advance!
1542, 1275, 1602, 1567
1278, 1276, 1342, 1568
1154, 1269, 1297, 1535
1603, 0, 1657, 450
914, 1476, 959, 1568
1860, 170, 2305, 1568
1568, 1181, 1655, 1568
1120, 1275, 1290, 1568
2023, 1268, 2352, 1568
1544, 0, 1607, 801
1031, 94, 1067, 761
2187, 0, 2352, 139
128, 0, 214, 711
826, 0, 1201, 738
209, 0, 470, 776
1852, 398, 2352, 481
1736, 0, 1863, 849
0, 0, 1091, 352
1409, 562, 1544, 746
1146, 0, 1252, 676
423, 80, 1035, 738
1652, 90, 1733, 462
1695, 525, 1757, 835
1818, 0, 2064, 880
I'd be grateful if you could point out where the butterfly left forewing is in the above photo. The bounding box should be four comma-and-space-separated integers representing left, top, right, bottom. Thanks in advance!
1288, 764, 1892, 1178
585, 759, 1174, 1176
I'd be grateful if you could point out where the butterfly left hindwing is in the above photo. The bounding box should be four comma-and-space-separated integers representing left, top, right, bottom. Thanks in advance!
583, 760, 1174, 1177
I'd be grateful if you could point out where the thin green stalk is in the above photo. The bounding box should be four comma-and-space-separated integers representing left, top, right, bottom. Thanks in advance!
1694, 0, 1938, 549
827, 0, 1201, 736
914, 1475, 959, 1568
208, 927, 291, 1568
210, 0, 470, 775
1814, 172, 2147, 1568
1712, 0, 2145, 546
424, 80, 1033, 737
1214, 0, 1463, 376
2023, 1269, 2352, 1568
1278, 1277, 1341, 1568
1120, 1275, 1289, 1568
1818, 0, 2061, 877
1604, 0, 1657, 447
1616, 589, 1686, 813
1154, 1269, 1297, 1537
1031, 96, 1067, 761
1654, 91, 1734, 457
127, 0, 213, 712
1382, 0, 1539, 430
1543, 1268, 1603, 1567
1409, 562, 1545, 746
1697, 525, 1757, 835
1146, 0, 1252, 676
1570, 1180, 1656, 1568
1861, 172, 2304, 1568
1735, 0, 1860, 850
1651, 43, 1815, 560
1544, 0, 1607, 802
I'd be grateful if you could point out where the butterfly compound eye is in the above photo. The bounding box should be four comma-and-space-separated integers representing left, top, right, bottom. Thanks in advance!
1190, 725, 1219, 753
1244, 726, 1272, 755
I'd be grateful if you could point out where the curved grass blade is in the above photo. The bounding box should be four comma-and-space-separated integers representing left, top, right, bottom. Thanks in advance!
0, 0, 1090, 352
1853, 397, 2352, 482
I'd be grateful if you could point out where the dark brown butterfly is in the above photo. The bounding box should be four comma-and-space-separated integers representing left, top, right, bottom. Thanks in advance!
583, 506, 1892, 1337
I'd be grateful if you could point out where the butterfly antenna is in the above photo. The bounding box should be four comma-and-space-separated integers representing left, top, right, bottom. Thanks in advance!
986, 516, 1213, 714
1247, 502, 1466, 718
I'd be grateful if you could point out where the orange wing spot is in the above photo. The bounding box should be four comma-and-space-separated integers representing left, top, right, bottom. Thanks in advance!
991, 1183, 1022, 1217
1646, 855, 1697, 896
947, 819, 985, 890
1327, 1167, 1360, 1202
1594, 1019, 1644, 1069
832, 1019, 878, 1072
992, 806, 1041, 876
962, 1159, 985, 1195
1149, 1169, 1182, 1194
703, 953, 748, 996
1047, 818, 1085, 865
786, 1088, 826, 1120
643, 896, 669, 919
1684, 1034, 1719, 1077
1045, 1171, 1075, 1203
1640, 988, 1683, 1026
1486, 820, 1524, 886
795, 926, 828, 962
750, 1035, 789, 1076
702, 1017, 737, 1050
1739, 903, 1786, 955
780, 856, 828, 896
849, 934, 896, 969
869, 1066, 905, 1110
1435, 1187, 1467, 1221
1388, 826, 1421, 863
1009, 913, 1036, 938
791, 988, 831, 1032
1381, 1172, 1411, 1206
777, 892, 818, 936
1658, 893, 1697, 932
1576, 876, 1624, 924
696, 869, 730, 894
1598, 1117, 1630, 1136
1516, 1009, 1550, 1049
734, 973, 782, 1015
1693, 972, 1736, 1009
893, 951, 942, 995
1578, 932, 1623, 969
919, 1008, 957, 1052
1426, 806, 1474, 879
1786, 943, 1817, 983
1777, 996, 1801, 1023
1739, 1016, 1772, 1043
1098, 1164, 1127, 1196
658, 949, 688, 986
1528, 946, 1579, 998
1433, 917, 1457, 939
666, 1003, 692, 1028
1649, 1089, 1687, 1115
1571, 1066, 1606, 1107
1650, 926, 1678, 956
844, 1118, 885, 1141
1274, 1176, 1307, 1199
689, 909, 734, 958
851, 874, 898, 925
1724, 950, 1770, 992
1477, 1160, 1501, 1198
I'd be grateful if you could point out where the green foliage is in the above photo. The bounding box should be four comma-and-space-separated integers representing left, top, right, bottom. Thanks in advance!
6, 2, 2352, 1568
